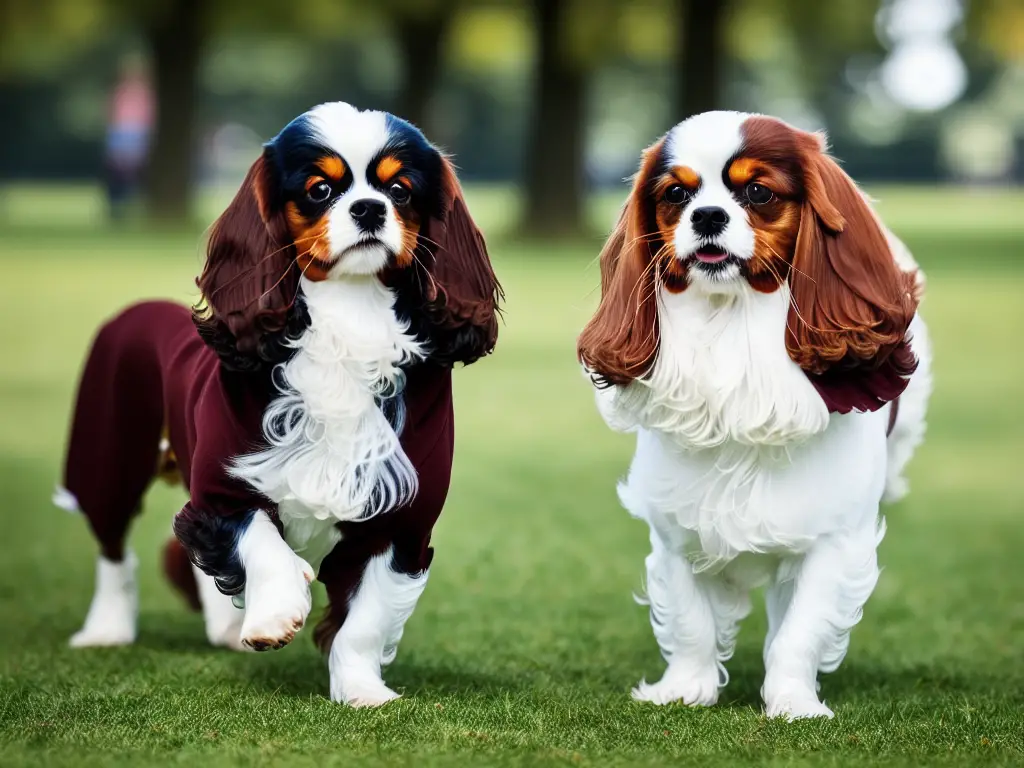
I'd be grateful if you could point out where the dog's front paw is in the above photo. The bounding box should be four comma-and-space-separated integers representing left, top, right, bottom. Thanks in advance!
763, 679, 834, 720
240, 555, 314, 651
631, 662, 720, 707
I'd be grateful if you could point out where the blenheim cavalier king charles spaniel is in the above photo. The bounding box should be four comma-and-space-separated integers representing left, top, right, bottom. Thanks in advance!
578, 111, 932, 719
57, 102, 501, 706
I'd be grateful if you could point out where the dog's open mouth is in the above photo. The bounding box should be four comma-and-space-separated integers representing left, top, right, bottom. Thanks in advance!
693, 244, 731, 264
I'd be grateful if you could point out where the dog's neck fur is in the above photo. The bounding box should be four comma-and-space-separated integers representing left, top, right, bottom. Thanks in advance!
600, 284, 829, 451
230, 276, 424, 540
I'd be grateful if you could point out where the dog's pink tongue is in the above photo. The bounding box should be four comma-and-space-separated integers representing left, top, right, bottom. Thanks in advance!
696, 250, 729, 263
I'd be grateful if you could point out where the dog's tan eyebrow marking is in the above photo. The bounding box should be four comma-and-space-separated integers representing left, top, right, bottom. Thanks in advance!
727, 156, 797, 195
376, 155, 403, 183
671, 165, 700, 188
316, 156, 345, 179
728, 158, 760, 186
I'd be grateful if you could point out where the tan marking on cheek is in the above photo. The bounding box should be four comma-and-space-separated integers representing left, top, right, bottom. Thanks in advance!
285, 202, 333, 282
393, 210, 421, 269
728, 157, 760, 186
376, 156, 403, 183
661, 251, 688, 293
655, 200, 684, 246
654, 200, 688, 293
317, 156, 345, 179
285, 201, 306, 236
743, 201, 800, 293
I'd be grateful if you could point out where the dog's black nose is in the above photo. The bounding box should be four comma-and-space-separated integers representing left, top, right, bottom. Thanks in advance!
690, 206, 729, 237
349, 198, 387, 232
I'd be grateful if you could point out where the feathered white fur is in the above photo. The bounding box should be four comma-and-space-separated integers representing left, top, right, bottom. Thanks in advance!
329, 547, 429, 706
597, 273, 931, 720
230, 276, 424, 574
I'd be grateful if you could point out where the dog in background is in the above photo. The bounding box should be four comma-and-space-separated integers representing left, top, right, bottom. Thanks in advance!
578, 111, 931, 719
57, 102, 501, 706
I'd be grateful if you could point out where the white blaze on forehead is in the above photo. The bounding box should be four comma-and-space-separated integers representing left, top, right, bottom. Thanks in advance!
302, 102, 404, 275
660, 111, 759, 282
307, 102, 390, 179
664, 111, 752, 181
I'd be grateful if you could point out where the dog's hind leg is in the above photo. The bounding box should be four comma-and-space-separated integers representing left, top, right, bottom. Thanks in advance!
884, 314, 932, 503
60, 314, 164, 647
193, 564, 248, 651
162, 535, 247, 650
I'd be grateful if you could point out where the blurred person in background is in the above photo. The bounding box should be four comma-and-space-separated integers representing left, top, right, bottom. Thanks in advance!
104, 54, 154, 220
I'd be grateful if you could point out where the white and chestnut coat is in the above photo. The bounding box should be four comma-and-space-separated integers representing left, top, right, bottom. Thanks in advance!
578, 111, 931, 719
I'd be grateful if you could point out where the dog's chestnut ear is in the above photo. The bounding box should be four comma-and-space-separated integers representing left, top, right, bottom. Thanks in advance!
578, 137, 666, 387
786, 131, 919, 412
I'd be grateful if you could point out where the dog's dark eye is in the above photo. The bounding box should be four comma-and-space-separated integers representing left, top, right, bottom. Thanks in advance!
307, 181, 333, 204
745, 182, 773, 205
664, 185, 688, 205
388, 182, 411, 206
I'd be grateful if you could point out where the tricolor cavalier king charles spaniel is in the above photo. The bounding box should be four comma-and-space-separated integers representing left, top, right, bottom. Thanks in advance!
578, 111, 932, 719
57, 102, 501, 706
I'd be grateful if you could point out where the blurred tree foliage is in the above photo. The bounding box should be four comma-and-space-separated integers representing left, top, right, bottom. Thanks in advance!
0, 0, 468, 222
1, 0, 1020, 228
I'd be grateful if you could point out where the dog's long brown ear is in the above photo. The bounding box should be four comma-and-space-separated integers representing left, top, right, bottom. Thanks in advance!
577, 138, 665, 387
193, 150, 301, 371
786, 132, 919, 412
416, 157, 503, 365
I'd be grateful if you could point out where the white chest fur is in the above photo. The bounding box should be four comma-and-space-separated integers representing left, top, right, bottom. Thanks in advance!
599, 286, 830, 448
230, 277, 423, 571
600, 286, 889, 571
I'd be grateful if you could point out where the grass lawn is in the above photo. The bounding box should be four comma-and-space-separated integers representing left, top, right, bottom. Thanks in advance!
0, 187, 1022, 766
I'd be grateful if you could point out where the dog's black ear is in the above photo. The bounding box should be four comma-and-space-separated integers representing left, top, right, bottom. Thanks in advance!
414, 156, 503, 365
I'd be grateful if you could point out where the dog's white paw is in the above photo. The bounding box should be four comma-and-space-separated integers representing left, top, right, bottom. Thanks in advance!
69, 554, 137, 648
764, 680, 834, 720
239, 554, 314, 652
632, 663, 720, 707
69, 621, 135, 648
333, 671, 402, 708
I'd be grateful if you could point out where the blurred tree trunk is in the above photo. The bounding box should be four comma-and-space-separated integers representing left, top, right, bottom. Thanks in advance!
144, 0, 205, 223
393, 7, 456, 134
523, 0, 586, 238
675, 0, 730, 119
